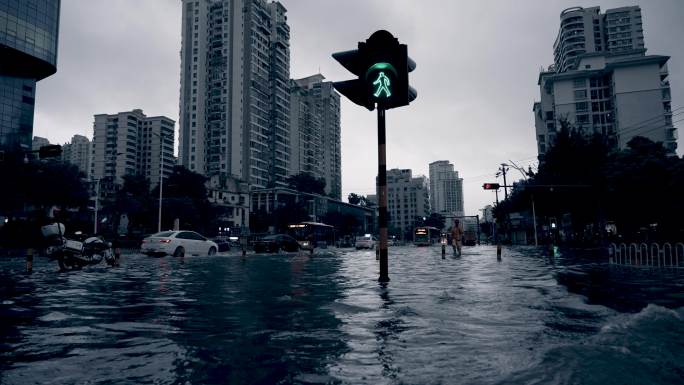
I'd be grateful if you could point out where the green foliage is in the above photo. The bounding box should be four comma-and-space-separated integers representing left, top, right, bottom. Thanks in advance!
424, 213, 446, 230
494, 123, 684, 242
113, 174, 154, 234
0, 155, 89, 214
348, 193, 362, 205
286, 172, 326, 195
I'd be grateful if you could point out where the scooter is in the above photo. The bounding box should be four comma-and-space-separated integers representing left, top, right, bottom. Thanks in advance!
41, 222, 116, 270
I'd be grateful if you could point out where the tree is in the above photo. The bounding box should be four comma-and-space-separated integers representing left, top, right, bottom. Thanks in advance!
0, 154, 89, 214
113, 174, 153, 234
151, 166, 213, 234
286, 172, 326, 195
493, 119, 684, 243
348, 192, 370, 206
348, 193, 362, 205
424, 213, 446, 230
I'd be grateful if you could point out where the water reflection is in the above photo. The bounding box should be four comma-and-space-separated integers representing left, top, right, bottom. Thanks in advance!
0, 245, 682, 384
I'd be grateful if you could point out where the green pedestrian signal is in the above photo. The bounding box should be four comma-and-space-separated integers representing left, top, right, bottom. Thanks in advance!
331, 29, 417, 110
372, 71, 391, 98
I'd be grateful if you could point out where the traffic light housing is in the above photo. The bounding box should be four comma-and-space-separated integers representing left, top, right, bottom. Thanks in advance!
483, 183, 500, 190
332, 30, 416, 111
39, 144, 62, 158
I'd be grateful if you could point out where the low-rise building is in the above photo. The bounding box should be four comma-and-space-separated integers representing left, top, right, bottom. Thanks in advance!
206, 175, 250, 234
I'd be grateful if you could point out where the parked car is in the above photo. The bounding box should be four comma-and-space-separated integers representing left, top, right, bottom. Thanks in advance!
355, 234, 377, 249
141, 230, 218, 257
253, 234, 300, 253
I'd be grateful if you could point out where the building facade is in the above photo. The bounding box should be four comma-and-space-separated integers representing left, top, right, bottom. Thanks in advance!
0, 0, 60, 150
289, 74, 341, 199
91, 109, 175, 187
534, 6, 677, 156
553, 6, 645, 73
428, 160, 464, 218
250, 187, 374, 235
382, 169, 430, 238
31, 135, 49, 151
207, 174, 250, 232
61, 134, 91, 176
178, 0, 290, 189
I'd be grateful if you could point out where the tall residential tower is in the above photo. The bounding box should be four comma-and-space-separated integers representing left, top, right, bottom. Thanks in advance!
429, 160, 464, 218
534, 6, 677, 156
178, 0, 290, 188
289, 74, 341, 199
91, 109, 175, 187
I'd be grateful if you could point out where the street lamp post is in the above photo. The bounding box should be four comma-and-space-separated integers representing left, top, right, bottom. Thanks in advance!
94, 178, 100, 234
151, 132, 168, 233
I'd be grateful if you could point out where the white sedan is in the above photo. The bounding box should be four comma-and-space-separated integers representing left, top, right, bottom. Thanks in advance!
141, 230, 218, 257
355, 235, 377, 249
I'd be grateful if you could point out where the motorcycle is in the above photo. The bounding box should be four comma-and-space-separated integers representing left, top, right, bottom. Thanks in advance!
41, 222, 116, 270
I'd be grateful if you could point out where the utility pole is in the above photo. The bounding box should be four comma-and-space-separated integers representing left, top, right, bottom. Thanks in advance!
500, 164, 509, 200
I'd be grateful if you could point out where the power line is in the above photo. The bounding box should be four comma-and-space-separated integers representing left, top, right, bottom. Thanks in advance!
617, 110, 682, 137
615, 107, 682, 134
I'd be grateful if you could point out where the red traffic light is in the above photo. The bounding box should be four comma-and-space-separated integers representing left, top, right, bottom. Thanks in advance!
483, 183, 500, 190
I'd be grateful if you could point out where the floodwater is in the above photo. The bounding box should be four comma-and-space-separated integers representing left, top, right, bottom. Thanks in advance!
1, 245, 683, 385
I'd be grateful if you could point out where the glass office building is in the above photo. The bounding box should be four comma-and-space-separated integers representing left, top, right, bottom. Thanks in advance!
0, 0, 60, 150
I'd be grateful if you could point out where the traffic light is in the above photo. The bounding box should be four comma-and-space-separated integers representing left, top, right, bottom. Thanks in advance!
483, 183, 500, 190
39, 144, 62, 158
332, 30, 416, 111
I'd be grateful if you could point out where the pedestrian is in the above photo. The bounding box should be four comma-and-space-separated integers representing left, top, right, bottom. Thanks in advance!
451, 219, 463, 257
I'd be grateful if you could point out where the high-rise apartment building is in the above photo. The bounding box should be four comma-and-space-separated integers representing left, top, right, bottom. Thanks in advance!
178, 0, 290, 189
0, 0, 60, 150
553, 6, 645, 73
534, 6, 677, 156
91, 109, 175, 187
428, 160, 464, 217
289, 74, 341, 199
62, 134, 91, 176
31, 135, 50, 151
382, 169, 430, 238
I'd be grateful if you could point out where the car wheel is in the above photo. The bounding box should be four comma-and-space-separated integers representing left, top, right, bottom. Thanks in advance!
173, 246, 185, 258
208, 246, 217, 256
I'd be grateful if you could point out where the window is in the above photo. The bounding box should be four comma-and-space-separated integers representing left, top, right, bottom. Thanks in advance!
576, 102, 588, 112
574, 90, 587, 99
538, 135, 546, 143
545, 111, 553, 120
573, 78, 585, 88
577, 115, 589, 124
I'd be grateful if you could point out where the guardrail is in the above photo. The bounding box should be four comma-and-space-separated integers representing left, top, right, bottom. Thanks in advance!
608, 242, 684, 269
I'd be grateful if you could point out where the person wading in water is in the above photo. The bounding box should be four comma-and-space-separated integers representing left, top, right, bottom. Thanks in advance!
451, 219, 463, 257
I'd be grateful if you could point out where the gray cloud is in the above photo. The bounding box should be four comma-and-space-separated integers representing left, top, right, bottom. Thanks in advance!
33, 0, 684, 216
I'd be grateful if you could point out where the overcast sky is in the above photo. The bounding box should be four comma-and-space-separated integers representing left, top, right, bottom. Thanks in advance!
33, 0, 684, 216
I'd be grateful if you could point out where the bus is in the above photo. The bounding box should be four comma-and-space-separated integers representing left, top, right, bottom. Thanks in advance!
413, 226, 441, 246
287, 222, 335, 250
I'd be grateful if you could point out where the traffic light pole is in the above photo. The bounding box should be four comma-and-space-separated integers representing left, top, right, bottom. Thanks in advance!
377, 107, 389, 282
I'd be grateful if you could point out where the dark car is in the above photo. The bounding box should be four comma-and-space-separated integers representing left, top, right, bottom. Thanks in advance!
253, 234, 300, 253
212, 237, 231, 252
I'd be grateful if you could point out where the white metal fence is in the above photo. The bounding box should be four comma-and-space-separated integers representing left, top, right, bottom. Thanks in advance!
608, 242, 684, 269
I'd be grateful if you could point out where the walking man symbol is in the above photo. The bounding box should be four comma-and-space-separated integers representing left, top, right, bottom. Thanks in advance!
373, 71, 392, 98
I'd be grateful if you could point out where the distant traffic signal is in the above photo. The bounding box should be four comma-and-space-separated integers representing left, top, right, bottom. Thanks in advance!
332, 30, 416, 111
39, 144, 62, 158
483, 183, 500, 190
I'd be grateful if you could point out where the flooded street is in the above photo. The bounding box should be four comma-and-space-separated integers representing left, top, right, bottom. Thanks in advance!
1, 245, 683, 384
